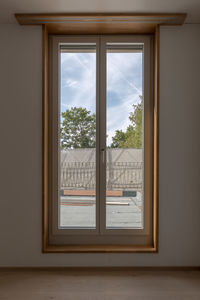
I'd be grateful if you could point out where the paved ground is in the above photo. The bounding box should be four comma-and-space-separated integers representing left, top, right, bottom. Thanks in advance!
60, 192, 143, 228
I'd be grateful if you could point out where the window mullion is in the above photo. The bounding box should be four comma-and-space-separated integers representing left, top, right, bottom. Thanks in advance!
99, 36, 107, 234
96, 36, 100, 234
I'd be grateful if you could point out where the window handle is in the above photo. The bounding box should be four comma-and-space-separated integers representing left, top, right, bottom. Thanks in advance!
101, 148, 105, 164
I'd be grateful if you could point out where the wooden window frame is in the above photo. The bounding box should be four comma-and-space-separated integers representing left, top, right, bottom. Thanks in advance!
15, 13, 186, 253
44, 29, 157, 253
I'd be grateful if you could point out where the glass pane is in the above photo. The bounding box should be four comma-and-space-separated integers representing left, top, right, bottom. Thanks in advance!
106, 43, 144, 229
59, 44, 96, 228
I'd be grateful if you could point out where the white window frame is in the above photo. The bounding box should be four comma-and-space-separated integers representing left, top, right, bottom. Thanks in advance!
48, 35, 154, 247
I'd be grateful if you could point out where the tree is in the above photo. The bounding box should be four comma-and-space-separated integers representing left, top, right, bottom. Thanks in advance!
111, 96, 143, 148
111, 130, 127, 148
60, 107, 96, 149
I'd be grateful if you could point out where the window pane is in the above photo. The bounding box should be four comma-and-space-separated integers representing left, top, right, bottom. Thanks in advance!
59, 44, 96, 228
106, 44, 144, 229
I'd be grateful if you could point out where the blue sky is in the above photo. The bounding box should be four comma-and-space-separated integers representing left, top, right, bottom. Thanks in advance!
61, 51, 142, 145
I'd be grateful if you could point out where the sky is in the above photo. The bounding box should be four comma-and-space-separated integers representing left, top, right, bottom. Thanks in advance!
61, 50, 143, 146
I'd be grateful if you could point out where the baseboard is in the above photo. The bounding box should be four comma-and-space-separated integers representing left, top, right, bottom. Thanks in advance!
0, 266, 199, 272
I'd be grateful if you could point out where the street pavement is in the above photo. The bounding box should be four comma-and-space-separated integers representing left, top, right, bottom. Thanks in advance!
60, 192, 143, 228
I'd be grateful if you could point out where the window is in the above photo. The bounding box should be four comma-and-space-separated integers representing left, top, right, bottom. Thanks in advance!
47, 34, 156, 251
15, 12, 187, 253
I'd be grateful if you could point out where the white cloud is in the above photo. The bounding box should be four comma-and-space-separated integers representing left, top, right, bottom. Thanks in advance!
61, 52, 96, 113
64, 79, 78, 88
107, 52, 142, 95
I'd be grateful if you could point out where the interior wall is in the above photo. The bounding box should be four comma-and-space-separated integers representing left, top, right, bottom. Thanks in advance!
0, 24, 200, 266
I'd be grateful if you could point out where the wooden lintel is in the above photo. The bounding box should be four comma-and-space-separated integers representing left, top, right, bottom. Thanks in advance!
15, 13, 186, 34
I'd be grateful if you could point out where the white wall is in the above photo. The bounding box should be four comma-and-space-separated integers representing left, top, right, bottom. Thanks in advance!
0, 24, 200, 266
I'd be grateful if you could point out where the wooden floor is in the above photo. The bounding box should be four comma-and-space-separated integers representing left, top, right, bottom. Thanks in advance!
0, 269, 200, 299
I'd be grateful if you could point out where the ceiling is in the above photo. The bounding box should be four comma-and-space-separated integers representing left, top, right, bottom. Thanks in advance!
1, 0, 200, 24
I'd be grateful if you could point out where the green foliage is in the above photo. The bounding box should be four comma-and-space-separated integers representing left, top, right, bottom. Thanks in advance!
60, 97, 142, 149
60, 107, 96, 149
111, 96, 143, 149
111, 130, 127, 148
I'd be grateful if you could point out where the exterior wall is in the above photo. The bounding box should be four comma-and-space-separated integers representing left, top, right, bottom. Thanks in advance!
0, 24, 200, 266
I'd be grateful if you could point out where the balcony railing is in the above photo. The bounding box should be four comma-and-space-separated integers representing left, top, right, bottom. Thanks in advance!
60, 161, 143, 191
